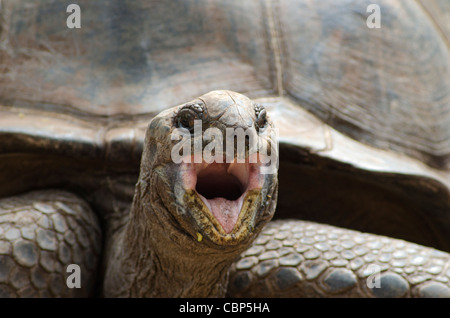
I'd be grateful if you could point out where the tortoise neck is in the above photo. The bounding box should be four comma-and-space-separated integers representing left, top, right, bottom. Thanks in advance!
104, 180, 242, 297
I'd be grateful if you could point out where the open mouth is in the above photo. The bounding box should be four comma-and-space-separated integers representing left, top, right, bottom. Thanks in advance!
181, 156, 263, 234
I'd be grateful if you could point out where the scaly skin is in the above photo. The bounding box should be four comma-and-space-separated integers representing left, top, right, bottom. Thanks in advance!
0, 190, 101, 297
228, 220, 450, 297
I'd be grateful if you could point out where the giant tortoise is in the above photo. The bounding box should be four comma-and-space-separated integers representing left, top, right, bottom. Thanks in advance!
0, 0, 449, 298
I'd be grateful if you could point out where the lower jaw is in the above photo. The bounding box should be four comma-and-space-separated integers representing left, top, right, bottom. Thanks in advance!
183, 188, 263, 246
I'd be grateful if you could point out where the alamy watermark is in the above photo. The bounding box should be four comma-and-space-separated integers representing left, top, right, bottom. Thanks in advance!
366, 264, 382, 288
366, 4, 381, 29
66, 3, 381, 30
66, 4, 81, 29
66, 264, 81, 288
170, 120, 279, 175
65, 262, 383, 290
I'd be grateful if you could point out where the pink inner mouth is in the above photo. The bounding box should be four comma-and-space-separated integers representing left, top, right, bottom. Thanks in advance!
181, 155, 263, 233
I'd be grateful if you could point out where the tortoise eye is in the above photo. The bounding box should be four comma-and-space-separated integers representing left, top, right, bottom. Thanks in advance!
254, 104, 267, 130
175, 103, 204, 132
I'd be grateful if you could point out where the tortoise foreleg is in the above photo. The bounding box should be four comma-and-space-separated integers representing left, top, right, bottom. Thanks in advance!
0, 190, 101, 297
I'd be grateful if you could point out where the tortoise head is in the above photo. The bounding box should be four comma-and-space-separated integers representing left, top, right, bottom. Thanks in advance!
137, 90, 278, 249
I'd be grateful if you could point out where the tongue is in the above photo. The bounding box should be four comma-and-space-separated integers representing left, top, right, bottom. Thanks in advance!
204, 197, 242, 233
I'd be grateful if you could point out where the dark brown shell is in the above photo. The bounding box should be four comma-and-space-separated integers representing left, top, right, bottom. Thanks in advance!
1, 0, 449, 169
